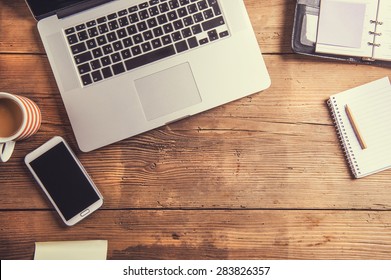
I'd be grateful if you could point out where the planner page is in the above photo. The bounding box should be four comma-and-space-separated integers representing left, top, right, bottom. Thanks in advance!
373, 0, 391, 60
316, 0, 377, 58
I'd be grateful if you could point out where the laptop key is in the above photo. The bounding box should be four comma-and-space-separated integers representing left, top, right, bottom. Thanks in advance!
199, 38, 208, 45
197, 0, 208, 10
86, 39, 97, 49
87, 20, 96, 27
181, 27, 192, 38
71, 42, 87, 54
188, 3, 198, 14
127, 25, 138, 35
167, 11, 178, 21
101, 56, 111, 66
153, 26, 164, 37
102, 45, 114, 55
129, 6, 138, 13
113, 41, 124, 51
125, 45, 176, 71
117, 28, 128, 39
90, 59, 101, 70
141, 42, 152, 52
193, 12, 204, 23
131, 45, 142, 56
207, 29, 218, 41
208, 0, 222, 15
65, 27, 75, 35
98, 24, 109, 34
149, 6, 160, 16
81, 73, 93, 85
183, 16, 194, 26
76, 23, 86, 31
121, 49, 132, 59
175, 40, 188, 53
78, 63, 91, 74
203, 9, 213, 19
78, 31, 88, 41
118, 17, 129, 27
159, 3, 169, 13
74, 51, 93, 64
123, 37, 133, 47
107, 32, 118, 42
97, 17, 107, 24
162, 35, 172, 45
219, 30, 229, 38
169, 0, 180, 9
88, 27, 99, 37
139, 10, 149, 20
139, 2, 149, 9
97, 35, 107, 46
129, 13, 139, 23
187, 36, 198, 48
112, 62, 126, 75
171, 31, 182, 42
191, 24, 202, 35
67, 34, 78, 45
118, 9, 128, 17
108, 20, 119, 31
152, 38, 162, 49
107, 13, 117, 20
92, 48, 103, 58
102, 67, 113, 78
111, 52, 122, 63
92, 70, 103, 82
201, 16, 224, 31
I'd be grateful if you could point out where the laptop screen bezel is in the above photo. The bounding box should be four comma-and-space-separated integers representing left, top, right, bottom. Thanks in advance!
24, 0, 107, 20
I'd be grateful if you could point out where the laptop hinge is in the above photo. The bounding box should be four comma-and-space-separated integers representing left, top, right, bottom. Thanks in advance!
57, 0, 114, 19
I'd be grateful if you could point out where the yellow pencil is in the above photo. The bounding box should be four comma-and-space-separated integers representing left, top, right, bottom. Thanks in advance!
345, 105, 367, 150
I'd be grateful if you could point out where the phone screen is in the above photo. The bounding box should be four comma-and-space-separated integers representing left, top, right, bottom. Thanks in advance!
29, 142, 100, 221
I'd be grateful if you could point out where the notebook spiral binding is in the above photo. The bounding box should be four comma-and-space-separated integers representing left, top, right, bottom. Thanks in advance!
327, 98, 361, 177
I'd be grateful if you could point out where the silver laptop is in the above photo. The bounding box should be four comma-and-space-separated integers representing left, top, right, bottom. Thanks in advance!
26, 0, 271, 152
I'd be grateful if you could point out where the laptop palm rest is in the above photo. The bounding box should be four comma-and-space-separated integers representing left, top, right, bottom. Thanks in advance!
134, 63, 202, 121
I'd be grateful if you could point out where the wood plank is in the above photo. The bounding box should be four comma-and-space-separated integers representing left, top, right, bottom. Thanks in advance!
1, 54, 391, 210
1, 54, 390, 126
1, 210, 391, 260
0, 0, 293, 54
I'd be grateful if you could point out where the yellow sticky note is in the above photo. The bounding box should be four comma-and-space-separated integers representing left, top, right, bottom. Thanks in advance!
34, 240, 108, 260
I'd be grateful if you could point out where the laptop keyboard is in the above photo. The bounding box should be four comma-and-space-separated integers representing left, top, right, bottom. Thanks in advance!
64, 0, 230, 86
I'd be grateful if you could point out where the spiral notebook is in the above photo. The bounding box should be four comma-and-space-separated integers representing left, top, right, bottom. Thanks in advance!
316, 0, 391, 61
327, 77, 391, 178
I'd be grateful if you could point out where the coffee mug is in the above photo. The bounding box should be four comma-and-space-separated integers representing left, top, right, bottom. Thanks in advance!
0, 92, 41, 162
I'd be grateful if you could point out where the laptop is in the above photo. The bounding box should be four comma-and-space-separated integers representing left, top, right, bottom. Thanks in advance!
26, 0, 271, 152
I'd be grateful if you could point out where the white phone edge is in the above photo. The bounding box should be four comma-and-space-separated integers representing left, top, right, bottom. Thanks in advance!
24, 136, 103, 226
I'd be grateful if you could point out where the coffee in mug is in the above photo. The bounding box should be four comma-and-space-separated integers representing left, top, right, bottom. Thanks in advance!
0, 92, 41, 162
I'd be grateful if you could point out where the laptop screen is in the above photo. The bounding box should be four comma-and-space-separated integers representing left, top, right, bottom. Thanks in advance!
26, 0, 87, 19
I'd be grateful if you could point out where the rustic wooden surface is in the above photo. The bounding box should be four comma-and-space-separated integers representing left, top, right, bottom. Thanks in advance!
1, 0, 391, 260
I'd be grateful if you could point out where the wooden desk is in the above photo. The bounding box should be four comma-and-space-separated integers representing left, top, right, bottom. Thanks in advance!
1, 0, 391, 260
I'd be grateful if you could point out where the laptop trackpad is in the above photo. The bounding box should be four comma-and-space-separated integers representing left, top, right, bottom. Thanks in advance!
134, 63, 202, 121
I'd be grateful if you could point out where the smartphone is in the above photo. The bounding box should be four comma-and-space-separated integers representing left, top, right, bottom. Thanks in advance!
25, 136, 103, 226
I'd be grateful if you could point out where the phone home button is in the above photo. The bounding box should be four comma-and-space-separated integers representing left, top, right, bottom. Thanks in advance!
80, 209, 90, 217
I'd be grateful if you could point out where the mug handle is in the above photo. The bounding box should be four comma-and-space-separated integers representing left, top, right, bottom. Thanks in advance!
0, 141, 16, 163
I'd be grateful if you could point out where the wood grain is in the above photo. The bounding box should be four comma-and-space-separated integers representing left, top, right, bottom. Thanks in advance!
1, 210, 391, 260
1, 0, 391, 260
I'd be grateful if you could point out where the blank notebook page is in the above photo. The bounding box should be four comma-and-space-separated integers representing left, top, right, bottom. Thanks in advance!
328, 77, 391, 178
